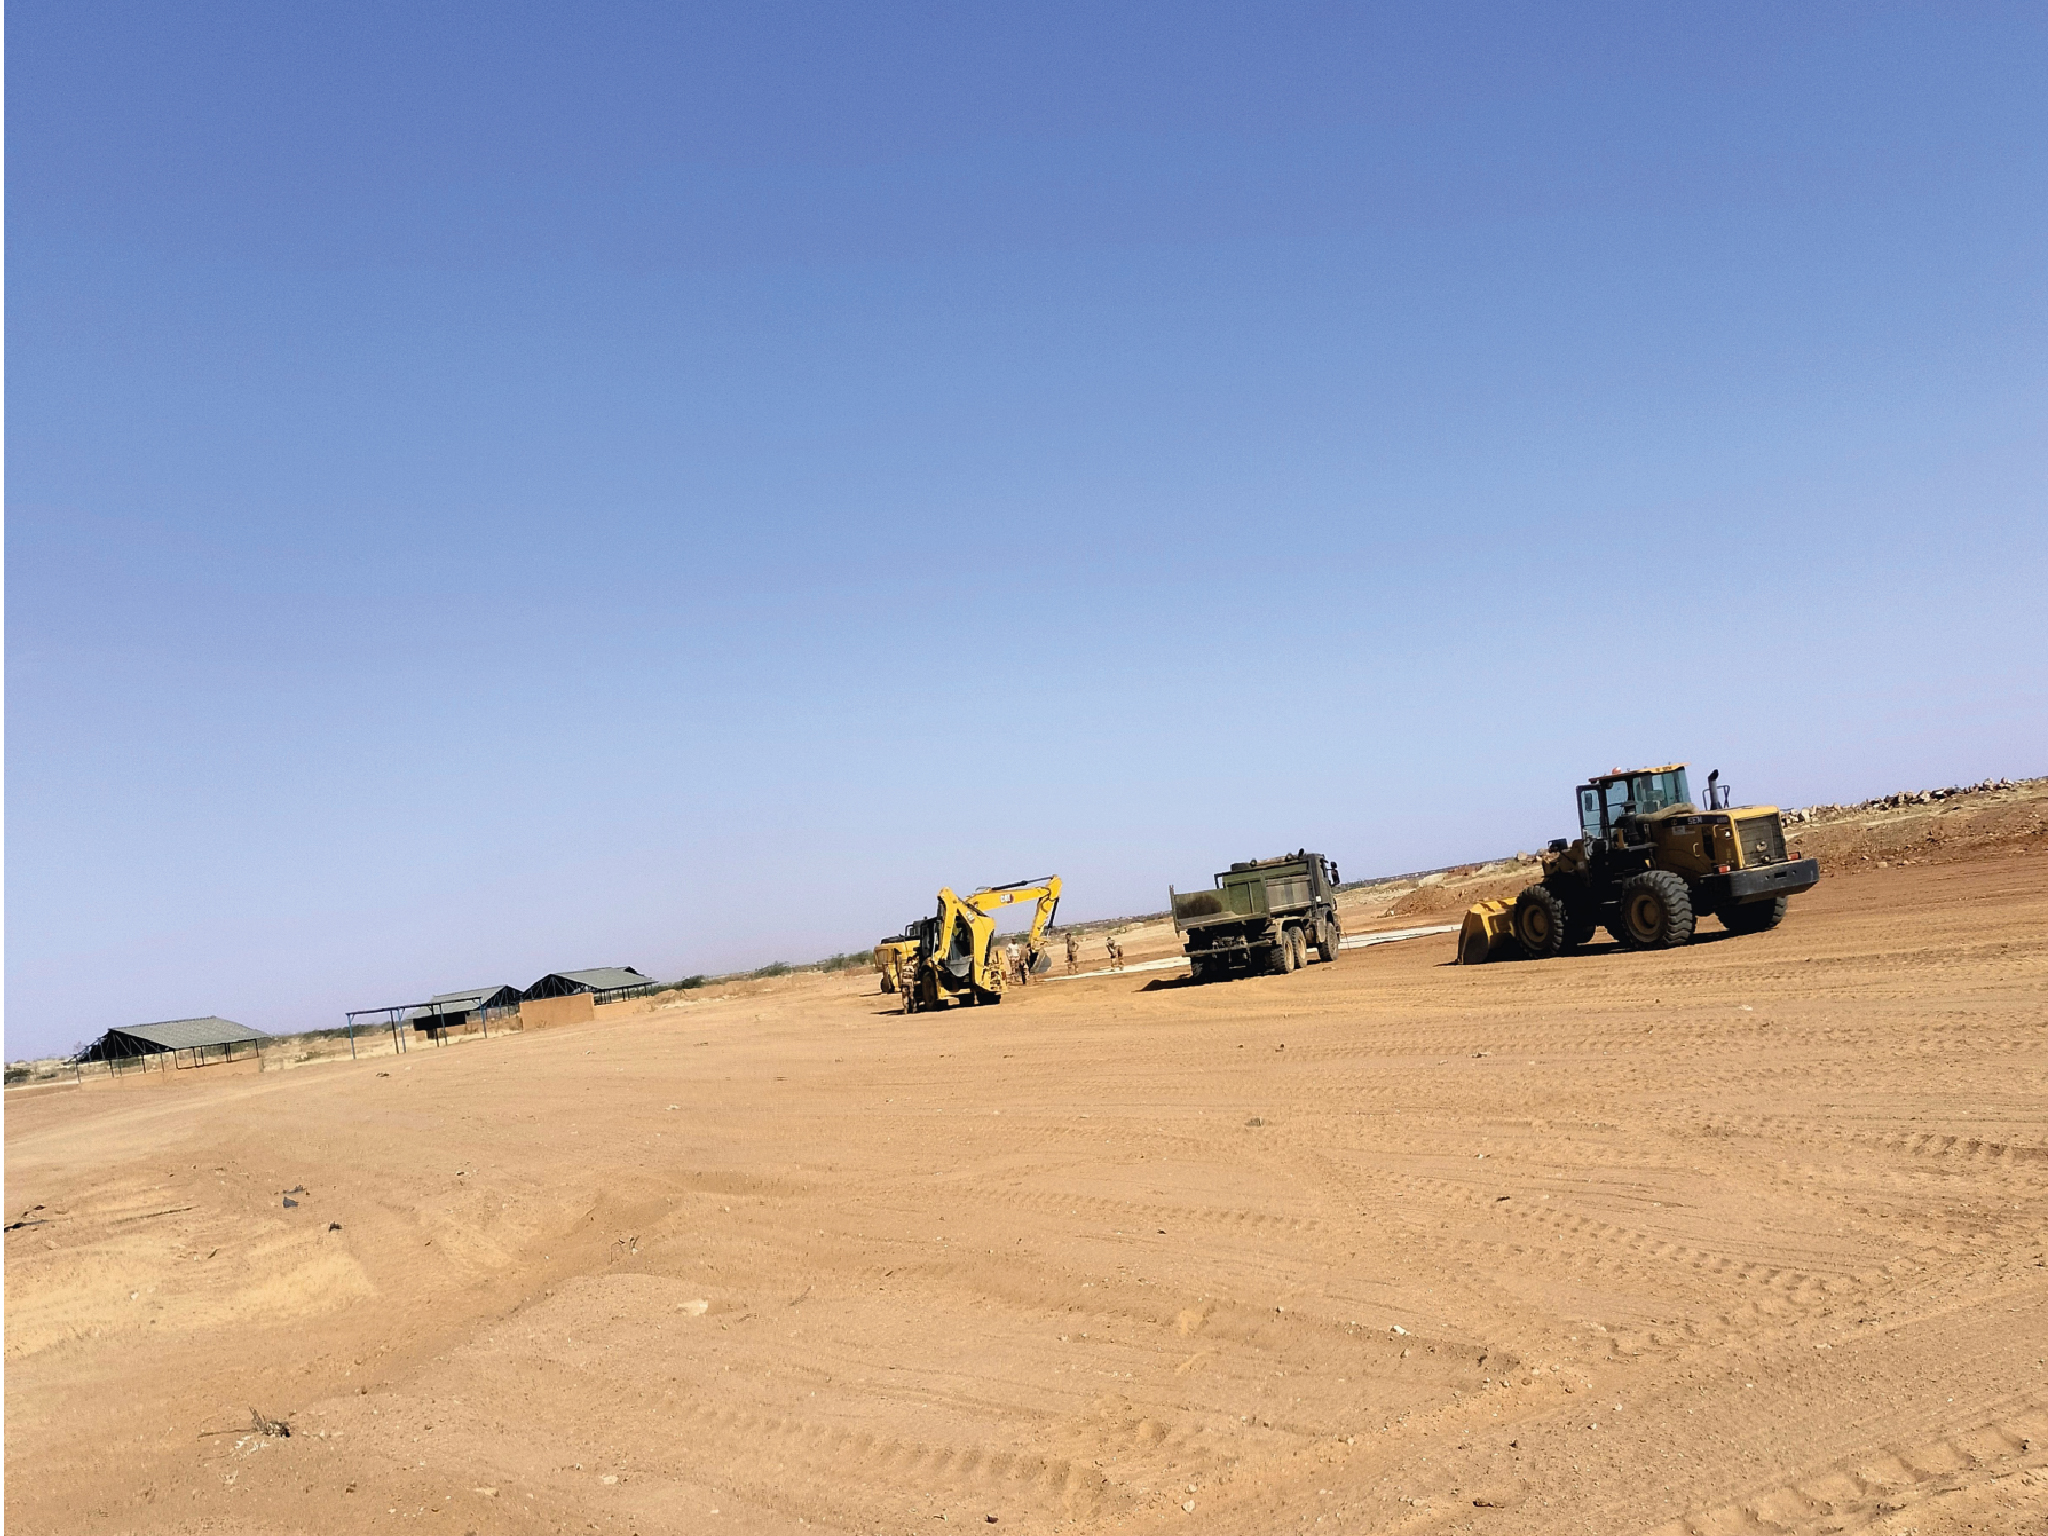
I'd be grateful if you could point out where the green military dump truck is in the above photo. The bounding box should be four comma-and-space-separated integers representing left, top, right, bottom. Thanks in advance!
1171, 850, 1343, 982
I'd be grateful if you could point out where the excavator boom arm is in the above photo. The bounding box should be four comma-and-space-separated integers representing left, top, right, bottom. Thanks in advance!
966, 877, 1063, 961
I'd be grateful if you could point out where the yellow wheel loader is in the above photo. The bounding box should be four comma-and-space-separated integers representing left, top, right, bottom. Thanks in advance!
900, 877, 1062, 1013
872, 932, 920, 994
1460, 765, 1819, 963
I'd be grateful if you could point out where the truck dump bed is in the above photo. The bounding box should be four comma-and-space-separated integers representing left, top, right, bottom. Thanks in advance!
1172, 883, 1266, 925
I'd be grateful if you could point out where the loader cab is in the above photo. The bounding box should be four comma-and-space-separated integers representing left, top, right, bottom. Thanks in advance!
1578, 765, 1693, 844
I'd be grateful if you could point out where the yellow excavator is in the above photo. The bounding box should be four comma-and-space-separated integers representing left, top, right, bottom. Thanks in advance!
900, 876, 1063, 1013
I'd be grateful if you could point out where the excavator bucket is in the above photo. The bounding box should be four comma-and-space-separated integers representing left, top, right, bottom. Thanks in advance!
1457, 900, 1520, 965
1030, 950, 1052, 975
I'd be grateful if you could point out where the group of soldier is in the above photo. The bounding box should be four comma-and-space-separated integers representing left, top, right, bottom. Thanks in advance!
995, 929, 1127, 985
1048, 930, 1123, 975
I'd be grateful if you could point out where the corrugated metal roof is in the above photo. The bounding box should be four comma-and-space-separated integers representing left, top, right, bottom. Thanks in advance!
427, 988, 505, 1007
403, 986, 519, 1023
112, 1017, 268, 1051
555, 967, 653, 992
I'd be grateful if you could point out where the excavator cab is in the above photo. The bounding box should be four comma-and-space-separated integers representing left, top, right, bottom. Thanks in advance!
942, 908, 978, 980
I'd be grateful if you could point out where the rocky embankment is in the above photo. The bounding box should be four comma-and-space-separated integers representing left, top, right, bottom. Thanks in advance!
1782, 776, 2036, 823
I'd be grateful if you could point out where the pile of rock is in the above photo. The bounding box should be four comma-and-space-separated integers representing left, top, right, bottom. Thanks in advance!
1782, 778, 2032, 824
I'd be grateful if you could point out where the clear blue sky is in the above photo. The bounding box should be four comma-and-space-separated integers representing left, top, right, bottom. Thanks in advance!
7, 3, 2045, 1056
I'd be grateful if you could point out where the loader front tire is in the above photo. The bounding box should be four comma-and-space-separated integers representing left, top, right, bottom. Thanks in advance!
1515, 883, 1569, 959
1616, 871, 1696, 950
1720, 895, 1788, 934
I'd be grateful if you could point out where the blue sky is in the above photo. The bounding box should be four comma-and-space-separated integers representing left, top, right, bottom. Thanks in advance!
8, 2, 2045, 1056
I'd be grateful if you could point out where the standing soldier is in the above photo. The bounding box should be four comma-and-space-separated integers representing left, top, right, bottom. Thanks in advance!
1106, 933, 1125, 972
1005, 939, 1024, 987
1065, 930, 1081, 974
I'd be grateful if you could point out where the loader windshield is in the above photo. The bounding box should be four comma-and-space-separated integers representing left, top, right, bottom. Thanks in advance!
1582, 767, 1692, 837
1631, 768, 1691, 814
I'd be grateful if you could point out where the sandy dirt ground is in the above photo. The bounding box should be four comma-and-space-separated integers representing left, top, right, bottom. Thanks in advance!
9, 802, 2048, 1535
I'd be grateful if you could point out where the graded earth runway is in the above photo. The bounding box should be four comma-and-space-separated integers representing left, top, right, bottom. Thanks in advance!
8, 843, 2047, 1533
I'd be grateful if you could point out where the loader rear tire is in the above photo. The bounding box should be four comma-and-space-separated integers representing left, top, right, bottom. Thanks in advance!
1515, 883, 1569, 959
1269, 934, 1295, 975
1721, 895, 1788, 934
1616, 870, 1696, 949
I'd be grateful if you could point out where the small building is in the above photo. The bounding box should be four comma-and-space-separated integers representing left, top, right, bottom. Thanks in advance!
80, 1016, 268, 1067
521, 966, 659, 1005
404, 986, 521, 1035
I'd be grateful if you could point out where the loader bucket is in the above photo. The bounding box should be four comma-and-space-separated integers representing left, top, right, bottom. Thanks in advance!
1457, 899, 1519, 965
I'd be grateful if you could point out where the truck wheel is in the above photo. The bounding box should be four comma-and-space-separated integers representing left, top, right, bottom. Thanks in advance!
1721, 895, 1788, 934
1315, 921, 1339, 964
1289, 928, 1308, 971
1188, 957, 1207, 984
1616, 871, 1696, 949
1514, 884, 1569, 958
1269, 934, 1295, 975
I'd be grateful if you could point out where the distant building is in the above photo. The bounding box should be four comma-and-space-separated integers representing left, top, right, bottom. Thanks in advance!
404, 986, 522, 1035
521, 967, 659, 1005
79, 1016, 268, 1066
